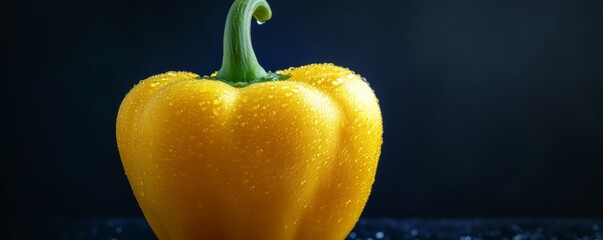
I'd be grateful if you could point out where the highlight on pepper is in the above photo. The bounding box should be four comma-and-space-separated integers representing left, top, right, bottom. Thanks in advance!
115, 0, 383, 239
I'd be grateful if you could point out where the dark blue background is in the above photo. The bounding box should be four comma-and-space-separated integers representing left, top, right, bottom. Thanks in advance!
3, 0, 602, 218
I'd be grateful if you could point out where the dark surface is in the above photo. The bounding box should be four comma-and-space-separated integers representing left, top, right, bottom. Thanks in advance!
3, 0, 603, 218
10, 218, 603, 240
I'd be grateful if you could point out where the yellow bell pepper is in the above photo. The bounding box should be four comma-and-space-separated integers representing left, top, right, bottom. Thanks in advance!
116, 0, 382, 239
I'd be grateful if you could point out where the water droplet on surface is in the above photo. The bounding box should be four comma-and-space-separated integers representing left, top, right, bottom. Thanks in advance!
213, 97, 222, 105
213, 107, 222, 116
331, 78, 345, 86
256, 20, 265, 25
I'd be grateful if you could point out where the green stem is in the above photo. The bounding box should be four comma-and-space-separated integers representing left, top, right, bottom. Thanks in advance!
216, 0, 271, 85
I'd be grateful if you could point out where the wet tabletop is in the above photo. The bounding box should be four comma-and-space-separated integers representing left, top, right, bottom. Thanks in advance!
10, 218, 603, 240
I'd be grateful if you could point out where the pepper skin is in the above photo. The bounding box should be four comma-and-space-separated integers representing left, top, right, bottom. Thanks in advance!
116, 0, 382, 240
